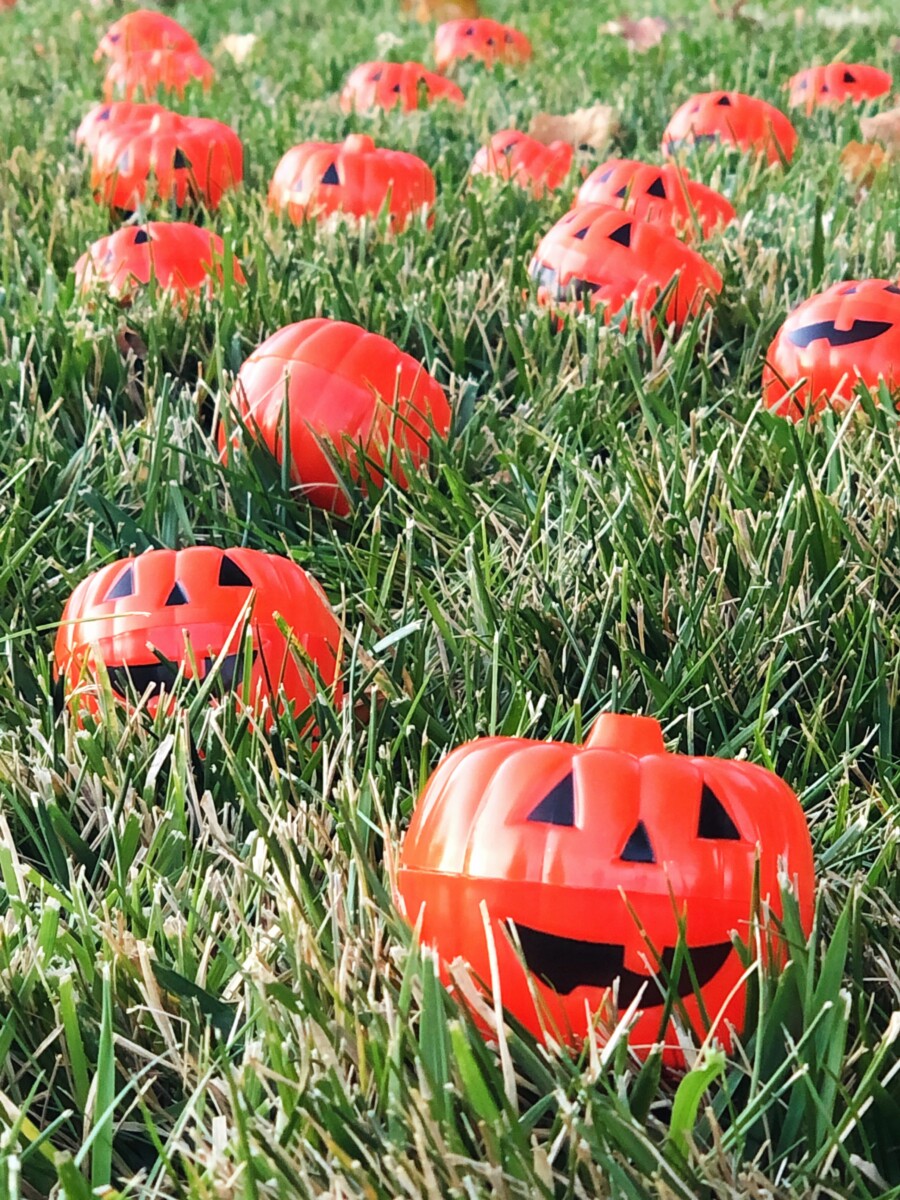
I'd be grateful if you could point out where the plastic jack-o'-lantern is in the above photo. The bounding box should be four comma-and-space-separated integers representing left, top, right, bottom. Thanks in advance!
269, 134, 435, 229
529, 203, 722, 329
103, 48, 215, 101
55, 547, 342, 721
340, 61, 464, 113
663, 91, 798, 166
470, 130, 573, 198
76, 100, 167, 154
96, 9, 198, 60
575, 158, 736, 242
762, 279, 900, 420
434, 18, 532, 72
397, 713, 815, 1061
75, 222, 245, 303
222, 319, 451, 515
90, 107, 243, 212
788, 63, 892, 114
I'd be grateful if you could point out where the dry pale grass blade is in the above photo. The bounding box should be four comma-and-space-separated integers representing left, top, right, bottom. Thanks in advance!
600, 15, 669, 51
529, 103, 619, 153
401, 0, 479, 21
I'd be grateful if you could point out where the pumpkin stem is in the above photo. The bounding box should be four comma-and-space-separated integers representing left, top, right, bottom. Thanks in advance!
584, 713, 666, 756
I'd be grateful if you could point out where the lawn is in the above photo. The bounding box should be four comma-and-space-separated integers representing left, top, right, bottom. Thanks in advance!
1, 0, 899, 1194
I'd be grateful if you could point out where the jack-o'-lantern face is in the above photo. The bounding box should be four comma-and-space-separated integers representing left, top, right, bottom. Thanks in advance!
75, 101, 167, 154
763, 279, 900, 420
55, 547, 341, 721
470, 130, 573, 198
103, 47, 215, 102
339, 61, 464, 113
788, 63, 892, 114
95, 9, 198, 61
529, 203, 722, 329
662, 91, 798, 166
433, 18, 532, 72
574, 158, 736, 241
268, 134, 435, 229
397, 715, 815, 1061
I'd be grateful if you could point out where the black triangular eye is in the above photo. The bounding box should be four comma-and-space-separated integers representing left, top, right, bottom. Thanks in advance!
465, 25, 475, 34
598, 168, 613, 182
609, 222, 631, 247
134, 229, 150, 244
321, 162, 340, 185
391, 83, 401, 93
173, 148, 191, 169
716, 94, 732, 106
698, 784, 740, 840
647, 176, 666, 198
528, 773, 574, 826
371, 70, 382, 81
573, 226, 590, 240
843, 70, 856, 83
820, 84, 830, 93
218, 555, 252, 587
614, 185, 627, 197
886, 284, 900, 295
799, 78, 808, 89
165, 582, 189, 606
620, 820, 655, 863
502, 141, 518, 154
105, 565, 135, 601
486, 36, 495, 45
99, 107, 111, 119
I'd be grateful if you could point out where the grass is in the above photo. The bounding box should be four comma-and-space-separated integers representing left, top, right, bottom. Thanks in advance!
1, 0, 900, 1194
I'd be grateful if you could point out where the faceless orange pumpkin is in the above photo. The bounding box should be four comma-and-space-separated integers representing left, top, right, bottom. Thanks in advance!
95, 9, 198, 61
76, 100, 167, 154
663, 91, 798, 165
433, 18, 532, 71
397, 713, 815, 1061
529, 203, 722, 328
575, 158, 736, 241
269, 134, 435, 229
788, 63, 892, 114
74, 222, 245, 303
103, 47, 215, 101
90, 108, 243, 212
55, 547, 342, 721
762, 279, 900, 420
221, 319, 451, 515
470, 130, 573, 198
340, 61, 465, 113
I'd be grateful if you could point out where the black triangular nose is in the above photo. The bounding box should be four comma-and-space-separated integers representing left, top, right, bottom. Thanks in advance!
620, 820, 655, 863
165, 582, 189, 607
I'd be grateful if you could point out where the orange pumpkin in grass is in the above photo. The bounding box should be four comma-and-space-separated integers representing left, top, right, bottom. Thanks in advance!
763, 279, 900, 420
788, 63, 891, 114
221, 319, 451, 515
663, 91, 798, 165
470, 130, 573, 198
96, 9, 198, 60
397, 713, 815, 1062
529, 204, 722, 328
75, 222, 245, 302
575, 158, 735, 241
269, 134, 435, 228
55, 547, 341, 722
340, 61, 464, 113
103, 47, 215, 101
76, 100, 167, 154
434, 18, 532, 71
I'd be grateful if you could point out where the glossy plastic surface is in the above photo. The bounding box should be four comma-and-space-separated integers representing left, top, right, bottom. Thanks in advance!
103, 48, 215, 101
788, 62, 891, 113
662, 90, 798, 165
340, 61, 464, 113
96, 9, 198, 60
470, 130, 573, 198
434, 18, 532, 71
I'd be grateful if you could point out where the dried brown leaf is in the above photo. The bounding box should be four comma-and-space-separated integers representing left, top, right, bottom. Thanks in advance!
840, 140, 888, 187
214, 33, 259, 65
860, 106, 900, 154
601, 15, 668, 50
401, 0, 478, 20
529, 103, 619, 154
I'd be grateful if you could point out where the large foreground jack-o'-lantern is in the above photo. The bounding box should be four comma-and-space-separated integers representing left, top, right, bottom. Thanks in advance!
397, 714, 815, 1062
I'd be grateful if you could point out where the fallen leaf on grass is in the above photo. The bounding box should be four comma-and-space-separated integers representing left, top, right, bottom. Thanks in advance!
529, 103, 619, 154
840, 140, 888, 187
401, 0, 478, 20
116, 327, 148, 361
601, 15, 668, 51
860, 106, 900, 154
215, 34, 258, 64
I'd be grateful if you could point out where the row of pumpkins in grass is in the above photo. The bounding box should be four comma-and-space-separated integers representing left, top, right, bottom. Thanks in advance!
51, 8, 889, 1064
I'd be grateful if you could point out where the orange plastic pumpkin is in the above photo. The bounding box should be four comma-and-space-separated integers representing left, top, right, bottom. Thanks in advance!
575, 158, 736, 241
269, 134, 435, 228
96, 9, 198, 60
103, 47, 215, 101
222, 319, 451, 515
663, 91, 798, 165
75, 100, 166, 153
90, 108, 243, 212
529, 204, 722, 328
397, 713, 815, 1061
788, 63, 892, 114
75, 222, 245, 302
434, 18, 532, 71
55, 547, 341, 720
762, 279, 900, 420
340, 61, 464, 113
470, 130, 573, 198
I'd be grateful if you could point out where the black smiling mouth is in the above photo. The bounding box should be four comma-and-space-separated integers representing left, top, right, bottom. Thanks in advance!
511, 922, 733, 1007
530, 263, 601, 304
107, 651, 257, 699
